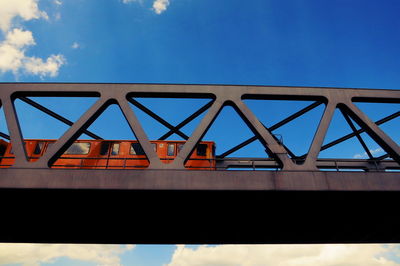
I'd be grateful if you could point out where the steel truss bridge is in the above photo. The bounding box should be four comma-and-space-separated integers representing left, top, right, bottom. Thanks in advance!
0, 83, 399, 244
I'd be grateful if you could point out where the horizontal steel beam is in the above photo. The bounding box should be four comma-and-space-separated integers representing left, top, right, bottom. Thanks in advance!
0, 168, 399, 190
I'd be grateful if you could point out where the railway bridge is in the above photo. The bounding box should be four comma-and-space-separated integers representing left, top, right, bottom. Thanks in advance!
0, 83, 399, 244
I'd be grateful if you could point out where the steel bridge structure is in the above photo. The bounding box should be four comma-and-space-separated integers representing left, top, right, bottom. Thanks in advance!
0, 83, 399, 244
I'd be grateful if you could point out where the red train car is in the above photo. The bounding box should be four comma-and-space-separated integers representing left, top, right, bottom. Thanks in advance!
0, 139, 216, 170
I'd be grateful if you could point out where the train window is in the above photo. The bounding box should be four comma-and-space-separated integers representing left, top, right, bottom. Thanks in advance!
167, 144, 175, 156
197, 144, 207, 156
64, 143, 91, 155
111, 143, 120, 155
100, 142, 110, 155
0, 145, 6, 157
152, 143, 157, 152
130, 143, 145, 155
33, 142, 45, 155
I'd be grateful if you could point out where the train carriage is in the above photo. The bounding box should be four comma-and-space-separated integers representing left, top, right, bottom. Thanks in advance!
0, 139, 216, 170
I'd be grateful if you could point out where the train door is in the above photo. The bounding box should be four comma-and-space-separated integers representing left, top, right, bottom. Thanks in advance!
98, 141, 123, 169
185, 142, 215, 170
165, 142, 176, 164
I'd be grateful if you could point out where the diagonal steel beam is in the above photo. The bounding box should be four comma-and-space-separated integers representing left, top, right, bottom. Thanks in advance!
159, 100, 214, 140
376, 154, 390, 161
35, 97, 110, 168
233, 100, 297, 170
1, 96, 29, 167
118, 97, 164, 169
0, 132, 10, 140
127, 98, 189, 140
343, 102, 400, 163
19, 96, 103, 140
340, 109, 374, 159
170, 100, 224, 169
219, 101, 322, 158
298, 111, 400, 159
303, 101, 336, 170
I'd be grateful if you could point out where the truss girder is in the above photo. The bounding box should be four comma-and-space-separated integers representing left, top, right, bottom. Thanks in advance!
0, 83, 399, 171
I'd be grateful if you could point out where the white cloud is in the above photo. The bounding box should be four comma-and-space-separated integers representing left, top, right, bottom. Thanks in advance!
71, 42, 80, 49
153, 0, 169, 14
0, 243, 134, 266
24, 54, 66, 77
353, 147, 384, 159
0, 0, 66, 78
0, 28, 66, 77
54, 0, 62, 5
0, 0, 48, 32
166, 244, 400, 266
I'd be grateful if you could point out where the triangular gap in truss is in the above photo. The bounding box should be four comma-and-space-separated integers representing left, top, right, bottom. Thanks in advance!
318, 108, 378, 159
14, 96, 99, 140
0, 104, 12, 168
243, 99, 324, 157
51, 103, 150, 169
128, 97, 213, 141
86, 104, 136, 140
352, 102, 400, 146
199, 105, 268, 170
13, 96, 100, 164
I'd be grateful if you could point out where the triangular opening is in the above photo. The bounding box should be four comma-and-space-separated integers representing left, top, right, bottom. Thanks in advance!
14, 96, 99, 140
11, 96, 99, 165
199, 105, 269, 170
353, 102, 399, 145
0, 103, 12, 168
129, 97, 212, 141
86, 104, 136, 140
243, 99, 325, 157
51, 103, 150, 169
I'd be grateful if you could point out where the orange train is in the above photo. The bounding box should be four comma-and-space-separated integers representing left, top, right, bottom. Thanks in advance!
0, 139, 216, 170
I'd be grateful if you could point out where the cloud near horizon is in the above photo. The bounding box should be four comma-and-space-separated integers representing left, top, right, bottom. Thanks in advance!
166, 244, 400, 266
0, 243, 134, 266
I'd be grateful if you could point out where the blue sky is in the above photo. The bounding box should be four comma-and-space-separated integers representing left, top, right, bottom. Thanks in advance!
1, 0, 400, 265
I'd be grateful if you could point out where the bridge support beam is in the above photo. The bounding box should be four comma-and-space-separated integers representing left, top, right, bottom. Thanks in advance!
0, 169, 400, 190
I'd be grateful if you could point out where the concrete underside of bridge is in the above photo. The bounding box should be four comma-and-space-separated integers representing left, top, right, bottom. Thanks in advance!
1, 169, 400, 244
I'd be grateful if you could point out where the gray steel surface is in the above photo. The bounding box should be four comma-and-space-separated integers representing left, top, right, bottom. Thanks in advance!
0, 83, 399, 173
0, 83, 400, 244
